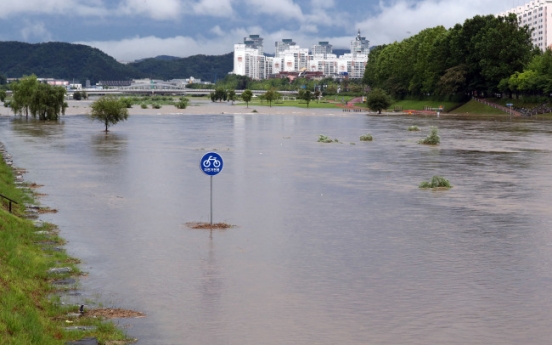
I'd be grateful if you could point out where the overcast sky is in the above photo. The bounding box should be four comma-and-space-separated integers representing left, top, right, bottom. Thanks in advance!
0, 0, 524, 61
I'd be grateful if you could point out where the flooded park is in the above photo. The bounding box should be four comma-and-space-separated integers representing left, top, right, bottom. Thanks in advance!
2, 109, 552, 345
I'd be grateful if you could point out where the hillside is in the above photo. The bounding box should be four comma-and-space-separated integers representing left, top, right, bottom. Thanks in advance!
129, 52, 234, 82
0, 41, 143, 83
0, 41, 234, 84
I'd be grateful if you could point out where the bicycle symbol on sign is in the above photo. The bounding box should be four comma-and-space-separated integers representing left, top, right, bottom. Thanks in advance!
202, 156, 221, 168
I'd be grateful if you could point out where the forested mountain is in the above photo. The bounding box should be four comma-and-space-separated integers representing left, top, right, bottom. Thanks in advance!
129, 52, 234, 82
0, 41, 234, 84
0, 42, 143, 83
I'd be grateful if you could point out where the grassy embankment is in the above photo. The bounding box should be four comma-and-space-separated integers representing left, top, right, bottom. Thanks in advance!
0, 153, 129, 344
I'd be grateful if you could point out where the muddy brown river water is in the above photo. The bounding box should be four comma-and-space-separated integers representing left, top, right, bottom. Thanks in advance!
2, 112, 552, 345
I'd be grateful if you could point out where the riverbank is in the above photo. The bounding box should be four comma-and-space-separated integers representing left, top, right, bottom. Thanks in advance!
0, 144, 132, 344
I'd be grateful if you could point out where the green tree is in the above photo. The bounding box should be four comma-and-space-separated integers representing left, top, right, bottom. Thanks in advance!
0, 74, 6, 85
300, 90, 314, 108
214, 87, 227, 102
264, 89, 280, 107
366, 88, 392, 114
73, 91, 82, 100
29, 83, 67, 120
241, 89, 253, 108
227, 89, 236, 104
90, 96, 129, 132
0, 89, 6, 103
10, 75, 39, 118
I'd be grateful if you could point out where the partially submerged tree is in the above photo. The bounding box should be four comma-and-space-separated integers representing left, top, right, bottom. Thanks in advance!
29, 83, 67, 120
241, 89, 253, 108
299, 89, 314, 108
264, 89, 280, 107
90, 96, 129, 132
0, 89, 6, 103
175, 97, 189, 109
366, 88, 392, 114
227, 89, 236, 104
10, 75, 39, 118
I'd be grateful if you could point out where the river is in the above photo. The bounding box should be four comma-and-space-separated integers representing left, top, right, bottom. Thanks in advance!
1, 111, 552, 345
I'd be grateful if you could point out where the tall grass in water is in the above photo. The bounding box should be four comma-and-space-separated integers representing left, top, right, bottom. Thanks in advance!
419, 175, 452, 189
418, 126, 440, 145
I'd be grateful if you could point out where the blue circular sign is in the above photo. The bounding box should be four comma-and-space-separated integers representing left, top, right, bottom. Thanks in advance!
200, 152, 224, 176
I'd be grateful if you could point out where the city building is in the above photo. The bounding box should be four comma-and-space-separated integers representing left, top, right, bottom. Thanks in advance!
233, 31, 370, 80
498, 0, 552, 50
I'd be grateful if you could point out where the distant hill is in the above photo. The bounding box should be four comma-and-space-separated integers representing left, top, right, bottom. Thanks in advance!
0, 41, 143, 84
129, 53, 234, 83
0, 41, 234, 84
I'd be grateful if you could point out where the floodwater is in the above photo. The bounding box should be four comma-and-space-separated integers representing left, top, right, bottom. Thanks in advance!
2, 111, 552, 345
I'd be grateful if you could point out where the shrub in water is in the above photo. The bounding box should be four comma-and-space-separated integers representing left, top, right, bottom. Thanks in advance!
318, 134, 335, 143
418, 126, 440, 145
141, 103, 148, 109
152, 103, 161, 109
175, 97, 189, 109
360, 134, 373, 141
419, 175, 452, 189
408, 125, 420, 131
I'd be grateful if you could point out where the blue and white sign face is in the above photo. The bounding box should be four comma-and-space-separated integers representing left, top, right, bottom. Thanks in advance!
200, 152, 224, 176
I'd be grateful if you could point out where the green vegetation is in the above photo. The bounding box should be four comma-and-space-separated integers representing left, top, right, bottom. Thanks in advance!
408, 126, 420, 131
141, 103, 148, 109
175, 97, 189, 109
419, 175, 453, 189
419, 126, 440, 145
391, 100, 460, 111
90, 96, 129, 132
318, 135, 338, 143
264, 89, 280, 107
453, 100, 507, 115
11, 75, 67, 120
298, 89, 314, 108
0, 153, 129, 344
364, 14, 534, 99
152, 103, 161, 109
241, 89, 253, 108
366, 88, 392, 114
360, 134, 373, 141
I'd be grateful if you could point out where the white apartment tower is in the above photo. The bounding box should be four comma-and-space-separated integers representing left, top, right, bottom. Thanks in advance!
351, 30, 370, 57
233, 31, 369, 80
312, 41, 333, 58
498, 0, 552, 50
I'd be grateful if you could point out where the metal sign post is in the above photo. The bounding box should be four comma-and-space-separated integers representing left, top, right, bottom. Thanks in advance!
200, 152, 224, 225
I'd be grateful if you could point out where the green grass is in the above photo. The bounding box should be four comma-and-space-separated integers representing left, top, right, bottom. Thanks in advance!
408, 125, 420, 131
419, 175, 452, 189
245, 99, 342, 109
391, 100, 461, 112
453, 100, 508, 115
0, 153, 131, 344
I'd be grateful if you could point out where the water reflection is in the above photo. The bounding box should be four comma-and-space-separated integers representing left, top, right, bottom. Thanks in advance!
91, 132, 128, 159
11, 117, 65, 138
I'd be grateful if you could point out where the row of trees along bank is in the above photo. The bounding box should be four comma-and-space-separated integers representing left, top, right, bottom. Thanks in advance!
362, 14, 536, 100
5, 75, 130, 131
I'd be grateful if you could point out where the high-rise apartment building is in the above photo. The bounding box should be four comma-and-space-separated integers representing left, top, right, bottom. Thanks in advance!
275, 39, 296, 57
351, 30, 370, 57
233, 31, 369, 80
498, 0, 552, 50
244, 34, 264, 55
312, 41, 333, 58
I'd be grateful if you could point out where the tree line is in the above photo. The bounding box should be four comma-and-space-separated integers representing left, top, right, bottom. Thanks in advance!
362, 14, 539, 100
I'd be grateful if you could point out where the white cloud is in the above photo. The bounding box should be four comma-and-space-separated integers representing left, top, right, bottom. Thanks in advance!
20, 21, 53, 41
243, 0, 304, 21
78, 35, 234, 61
119, 0, 184, 20
310, 0, 335, 9
210, 25, 226, 36
0, 0, 107, 18
193, 0, 234, 17
355, 0, 510, 46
